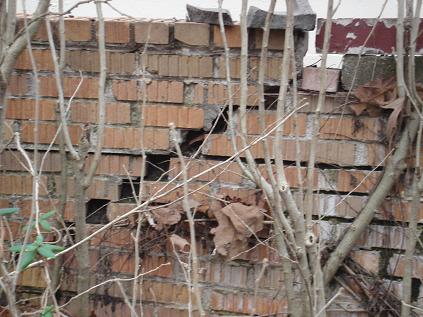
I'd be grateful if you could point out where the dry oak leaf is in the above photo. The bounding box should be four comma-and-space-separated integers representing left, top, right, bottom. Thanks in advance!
151, 207, 182, 230
211, 202, 264, 258
351, 77, 406, 139
169, 233, 190, 252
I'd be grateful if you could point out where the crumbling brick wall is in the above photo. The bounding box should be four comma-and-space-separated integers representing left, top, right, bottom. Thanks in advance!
1, 16, 422, 316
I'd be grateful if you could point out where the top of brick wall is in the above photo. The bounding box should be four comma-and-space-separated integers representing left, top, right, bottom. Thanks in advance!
18, 15, 289, 50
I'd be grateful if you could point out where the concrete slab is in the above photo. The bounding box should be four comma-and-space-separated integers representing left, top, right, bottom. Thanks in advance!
186, 4, 233, 25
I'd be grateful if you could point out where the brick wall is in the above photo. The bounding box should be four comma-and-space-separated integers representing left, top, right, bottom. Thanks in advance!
2, 16, 423, 316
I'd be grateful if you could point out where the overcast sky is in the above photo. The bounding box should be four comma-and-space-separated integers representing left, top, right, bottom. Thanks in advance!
20, 0, 401, 67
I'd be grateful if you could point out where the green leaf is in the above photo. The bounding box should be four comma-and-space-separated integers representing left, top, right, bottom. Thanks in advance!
9, 244, 23, 253
34, 235, 43, 246
41, 305, 53, 317
18, 249, 36, 271
41, 244, 65, 253
37, 245, 56, 259
39, 220, 52, 231
0, 208, 19, 216
40, 211, 55, 220
10, 243, 37, 253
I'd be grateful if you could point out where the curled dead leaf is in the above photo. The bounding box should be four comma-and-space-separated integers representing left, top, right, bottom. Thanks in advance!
151, 207, 182, 230
211, 202, 264, 258
169, 234, 190, 252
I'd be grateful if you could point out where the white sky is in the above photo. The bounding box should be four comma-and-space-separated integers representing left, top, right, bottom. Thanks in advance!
20, 0, 401, 67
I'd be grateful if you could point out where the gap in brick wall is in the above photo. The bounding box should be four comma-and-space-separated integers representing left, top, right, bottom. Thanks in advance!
86, 199, 110, 224
264, 85, 280, 110
144, 154, 171, 181
180, 130, 207, 155
119, 178, 141, 203
210, 106, 229, 134
411, 279, 422, 302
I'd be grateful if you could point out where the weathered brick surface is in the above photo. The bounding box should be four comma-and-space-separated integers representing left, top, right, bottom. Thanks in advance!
102, 127, 169, 150
39, 76, 100, 98
144, 104, 203, 128
70, 102, 131, 124
213, 25, 242, 48
134, 21, 170, 44
174, 22, 209, 46
3, 17, 416, 317
143, 54, 213, 78
103, 20, 130, 44
6, 98, 57, 121
66, 50, 136, 74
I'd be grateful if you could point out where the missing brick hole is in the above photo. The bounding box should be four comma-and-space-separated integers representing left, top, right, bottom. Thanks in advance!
180, 130, 206, 155
120, 178, 141, 203
209, 106, 229, 134
264, 85, 280, 110
411, 278, 421, 303
145, 154, 170, 181
86, 199, 110, 224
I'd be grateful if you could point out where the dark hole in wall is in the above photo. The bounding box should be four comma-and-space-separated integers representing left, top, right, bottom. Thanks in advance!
86, 199, 110, 224
209, 106, 229, 134
144, 154, 170, 181
264, 85, 279, 110
411, 278, 421, 303
120, 178, 140, 203
180, 130, 206, 155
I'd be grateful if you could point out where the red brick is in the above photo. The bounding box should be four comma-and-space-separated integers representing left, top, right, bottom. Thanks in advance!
216, 56, 241, 79
301, 67, 340, 93
146, 80, 184, 103
18, 267, 47, 288
66, 50, 136, 74
203, 135, 358, 166
0, 150, 61, 172
255, 29, 285, 50
388, 254, 423, 278
213, 25, 241, 48
134, 21, 170, 44
174, 22, 209, 46
39, 76, 99, 98
336, 169, 381, 193
84, 154, 143, 176
70, 102, 131, 124
144, 54, 213, 78
169, 157, 245, 184
107, 202, 137, 225
64, 18, 92, 41
16, 16, 51, 41
320, 116, 382, 142
8, 74, 31, 96
112, 79, 138, 101
15, 49, 54, 71
142, 280, 189, 304
21, 122, 82, 145
89, 225, 134, 248
0, 175, 48, 195
16, 198, 76, 222
207, 82, 258, 106
210, 290, 287, 315
6, 98, 56, 121
245, 111, 307, 136
103, 20, 130, 44
62, 177, 120, 200
351, 250, 380, 274
141, 181, 210, 205
144, 105, 203, 128
102, 127, 169, 150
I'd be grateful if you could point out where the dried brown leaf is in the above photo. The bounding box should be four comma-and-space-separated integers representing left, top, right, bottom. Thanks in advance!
211, 202, 264, 258
152, 207, 182, 230
349, 103, 368, 116
380, 97, 405, 139
169, 234, 190, 252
